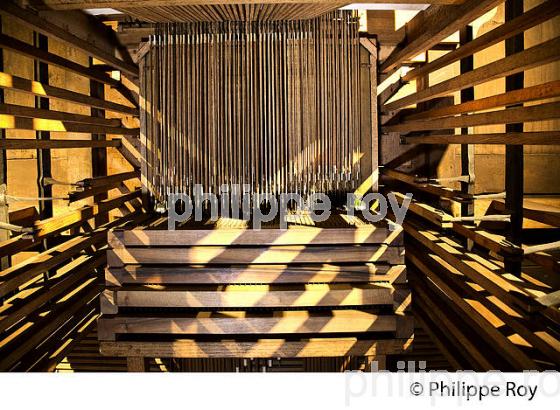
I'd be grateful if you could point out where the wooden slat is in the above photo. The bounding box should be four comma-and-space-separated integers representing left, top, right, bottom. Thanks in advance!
100, 337, 412, 358
0, 103, 121, 127
403, 131, 560, 145
403, 0, 560, 81
0, 1, 138, 78
385, 101, 560, 133
107, 245, 404, 266
0, 189, 140, 258
105, 264, 406, 286
405, 81, 560, 121
0, 138, 121, 149
108, 225, 401, 247
0, 115, 139, 135
0, 71, 137, 115
380, 0, 503, 73
493, 199, 560, 227
384, 36, 560, 112
79, 170, 138, 188
0, 33, 120, 87
98, 310, 399, 340
382, 168, 472, 202
101, 284, 394, 311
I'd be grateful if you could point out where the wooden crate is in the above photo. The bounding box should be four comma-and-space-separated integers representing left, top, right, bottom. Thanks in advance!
98, 218, 412, 368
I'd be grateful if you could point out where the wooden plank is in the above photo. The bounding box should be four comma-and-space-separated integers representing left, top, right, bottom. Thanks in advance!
0, 138, 120, 149
0, 253, 105, 333
409, 253, 539, 370
403, 0, 560, 81
382, 168, 472, 201
385, 101, 560, 133
0, 231, 104, 298
100, 338, 412, 358
0, 103, 122, 127
105, 264, 407, 286
384, 37, 560, 112
101, 284, 395, 312
409, 246, 560, 366
405, 81, 560, 121
0, 189, 140, 259
108, 225, 400, 247
403, 219, 540, 313
126, 357, 146, 372
79, 170, 138, 188
0, 1, 138, 78
8, 206, 38, 226
107, 245, 404, 266
380, 0, 503, 73
0, 33, 120, 87
0, 71, 137, 115
492, 199, 560, 227
98, 310, 399, 340
0, 115, 139, 135
403, 131, 560, 145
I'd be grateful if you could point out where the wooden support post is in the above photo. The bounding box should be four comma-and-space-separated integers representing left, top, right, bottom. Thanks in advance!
369, 39, 379, 192
460, 25, 475, 250
34, 32, 53, 220
504, 0, 524, 276
127, 356, 147, 372
0, 16, 9, 273
90, 58, 108, 227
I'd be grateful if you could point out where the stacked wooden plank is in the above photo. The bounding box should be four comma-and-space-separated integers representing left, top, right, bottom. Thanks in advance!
99, 216, 412, 368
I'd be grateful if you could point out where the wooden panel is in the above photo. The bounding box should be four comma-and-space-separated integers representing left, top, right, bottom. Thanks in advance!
403, 131, 560, 145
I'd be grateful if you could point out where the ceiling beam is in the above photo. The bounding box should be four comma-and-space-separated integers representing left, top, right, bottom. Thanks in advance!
30, 1, 466, 11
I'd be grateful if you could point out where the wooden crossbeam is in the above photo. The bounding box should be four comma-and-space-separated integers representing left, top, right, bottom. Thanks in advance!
0, 115, 139, 135
385, 101, 560, 133
0, 1, 138, 78
0, 138, 121, 149
403, 0, 560, 81
98, 310, 399, 340
107, 245, 404, 266
0, 33, 120, 87
403, 131, 560, 145
405, 81, 560, 121
100, 337, 412, 359
384, 36, 560, 111
0, 103, 122, 127
382, 168, 472, 202
379, 0, 503, 73
0, 72, 137, 115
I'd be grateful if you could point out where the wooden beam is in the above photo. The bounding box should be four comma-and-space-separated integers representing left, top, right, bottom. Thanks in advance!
0, 138, 120, 149
405, 81, 560, 121
382, 168, 472, 202
385, 101, 560, 133
380, 0, 503, 73
0, 103, 121, 127
100, 338, 412, 358
403, 0, 560, 81
0, 72, 137, 115
101, 284, 395, 311
31, 1, 467, 11
0, 115, 139, 135
108, 225, 399, 247
105, 264, 406, 286
107, 245, 404, 266
98, 310, 399, 340
403, 131, 560, 145
0, 1, 138, 78
384, 36, 560, 111
0, 33, 120, 87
